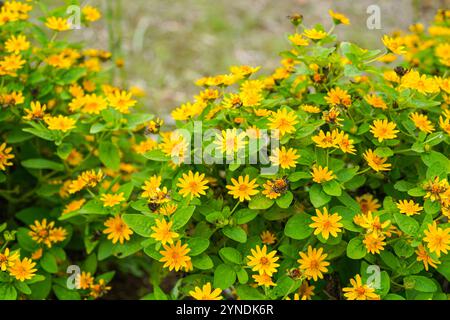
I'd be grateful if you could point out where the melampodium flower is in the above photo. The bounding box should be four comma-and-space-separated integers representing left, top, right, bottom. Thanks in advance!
246, 245, 279, 276
423, 222, 450, 257
176, 171, 209, 199
23, 101, 47, 121
189, 283, 222, 300
324, 87, 351, 107
268, 108, 298, 137
363, 149, 391, 172
150, 218, 179, 245
81, 94, 108, 114
363, 232, 386, 254
260, 231, 277, 245
415, 244, 440, 271
252, 273, 276, 287
342, 274, 380, 300
328, 9, 350, 25
107, 90, 136, 114
262, 178, 289, 199
29, 219, 55, 248
396, 200, 423, 216
100, 192, 125, 207
45, 16, 70, 31
226, 175, 259, 202
5, 34, 30, 54
312, 130, 340, 148
159, 240, 191, 271
311, 165, 335, 183
297, 246, 329, 281
370, 119, 399, 142
77, 271, 94, 290
298, 281, 315, 300
0, 248, 19, 271
103, 215, 133, 244
288, 33, 309, 46
89, 279, 111, 299
382, 35, 406, 55
356, 194, 381, 214
0, 142, 14, 171
269, 146, 299, 169
303, 28, 327, 40
8, 257, 37, 282
141, 175, 162, 198
365, 94, 387, 110
213, 128, 247, 155
82, 6, 101, 22
309, 207, 343, 240
44, 115, 76, 132
409, 112, 435, 133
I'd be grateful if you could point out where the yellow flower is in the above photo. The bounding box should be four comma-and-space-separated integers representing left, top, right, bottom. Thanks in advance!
423, 177, 448, 202
401, 71, 440, 94
31, 248, 43, 260
62, 199, 86, 215
8, 257, 37, 282
214, 128, 247, 155
49, 227, 67, 243
370, 119, 399, 142
240, 89, 263, 107
310, 207, 343, 240
409, 112, 435, 133
297, 246, 329, 281
134, 139, 158, 154
301, 104, 320, 113
5, 34, 29, 54
262, 177, 289, 200
336, 131, 356, 154
226, 175, 259, 202
298, 281, 315, 300
150, 218, 179, 245
77, 271, 94, 290
324, 87, 351, 107
29, 219, 55, 248
252, 273, 276, 287
328, 9, 350, 25
107, 90, 136, 114
363, 149, 391, 172
82, 6, 101, 22
288, 33, 309, 46
103, 215, 133, 244
246, 245, 279, 276
311, 165, 335, 183
303, 28, 327, 40
44, 115, 76, 132
269, 146, 299, 169
439, 116, 450, 135
312, 130, 340, 149
382, 35, 406, 55
189, 283, 222, 300
82, 94, 108, 114
176, 171, 209, 199
343, 274, 380, 300
89, 279, 111, 299
415, 244, 440, 271
45, 16, 70, 31
356, 194, 381, 214
0, 142, 14, 171
0, 248, 19, 271
354, 212, 390, 235
268, 108, 299, 137
435, 43, 450, 66
100, 192, 125, 207
423, 222, 450, 257
364, 94, 387, 110
159, 240, 191, 271
158, 203, 178, 216
0, 54, 26, 75
363, 232, 386, 254
396, 199, 423, 216
260, 231, 277, 245
141, 175, 162, 198
23, 101, 47, 121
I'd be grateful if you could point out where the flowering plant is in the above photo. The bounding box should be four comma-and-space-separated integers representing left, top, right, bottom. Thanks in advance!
0, 2, 449, 300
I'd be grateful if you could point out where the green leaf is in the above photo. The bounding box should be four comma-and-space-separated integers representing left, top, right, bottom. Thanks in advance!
143, 149, 170, 161
21, 158, 64, 171
222, 226, 247, 243
98, 141, 120, 171
288, 171, 310, 182
276, 191, 293, 208
124, 113, 154, 129
14, 281, 31, 295
234, 209, 258, 224
187, 237, 209, 256
236, 268, 248, 284
213, 264, 236, 289
284, 213, 313, 240
40, 252, 58, 273
219, 247, 242, 264
375, 147, 393, 158
248, 194, 274, 210
309, 184, 331, 208
192, 254, 214, 270
53, 285, 81, 300
404, 276, 437, 293
56, 143, 73, 160
235, 285, 266, 300
346, 237, 367, 259
322, 180, 342, 196
394, 212, 419, 236
59, 67, 87, 84
0, 283, 17, 300
172, 206, 195, 230
122, 214, 154, 237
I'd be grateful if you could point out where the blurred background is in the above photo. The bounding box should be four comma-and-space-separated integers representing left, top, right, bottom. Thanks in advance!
44, 0, 447, 115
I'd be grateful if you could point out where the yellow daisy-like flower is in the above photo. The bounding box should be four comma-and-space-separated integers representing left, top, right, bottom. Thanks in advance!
298, 281, 315, 300
23, 101, 47, 121
356, 194, 381, 214
303, 28, 327, 40
103, 215, 133, 244
262, 177, 289, 200
353, 212, 390, 235
150, 218, 179, 245
297, 246, 329, 281
312, 130, 340, 149
342, 274, 380, 300
439, 116, 450, 135
29, 219, 55, 248
49, 227, 67, 244
324, 87, 351, 108
309, 207, 343, 240
8, 257, 37, 282
268, 108, 299, 137
77, 271, 94, 290
363, 149, 391, 172
107, 90, 137, 114
363, 232, 386, 254
141, 175, 162, 198
336, 131, 356, 154
328, 9, 350, 25
382, 35, 406, 55
100, 192, 125, 207
5, 34, 30, 54
226, 175, 259, 202
288, 33, 309, 46
423, 222, 450, 257
159, 240, 191, 272
260, 231, 277, 245
246, 245, 279, 276
409, 112, 435, 133
401, 71, 440, 95
45, 16, 70, 31
89, 279, 111, 299
415, 244, 440, 271
396, 200, 423, 216
269, 146, 299, 169
82, 6, 101, 22
301, 104, 321, 113
189, 283, 222, 300
62, 199, 86, 215
365, 94, 387, 110
81, 94, 108, 114
176, 171, 209, 199
214, 128, 247, 155
44, 115, 76, 132
0, 142, 14, 171
252, 273, 276, 287
0, 248, 19, 271
310, 165, 335, 183
370, 119, 399, 142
